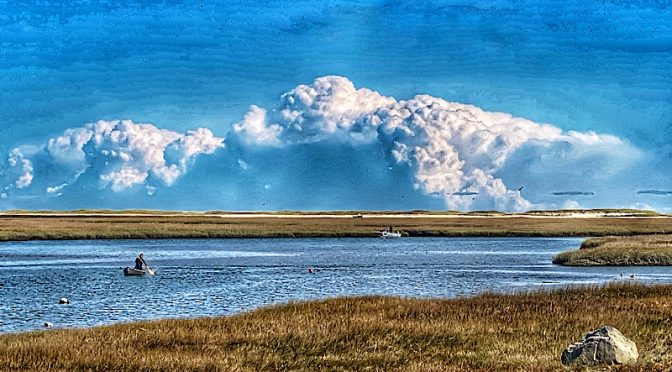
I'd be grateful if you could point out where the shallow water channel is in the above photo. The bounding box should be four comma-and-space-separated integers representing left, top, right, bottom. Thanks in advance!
1, 237, 671, 333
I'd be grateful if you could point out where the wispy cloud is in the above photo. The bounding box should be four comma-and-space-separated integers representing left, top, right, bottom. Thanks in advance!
552, 191, 595, 196
637, 190, 672, 196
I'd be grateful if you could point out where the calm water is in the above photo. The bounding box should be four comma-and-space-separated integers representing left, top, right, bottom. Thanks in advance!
1, 237, 671, 333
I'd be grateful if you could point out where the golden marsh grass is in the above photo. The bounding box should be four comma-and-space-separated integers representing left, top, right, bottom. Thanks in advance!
554, 235, 672, 266
2, 215, 672, 241
1, 283, 671, 371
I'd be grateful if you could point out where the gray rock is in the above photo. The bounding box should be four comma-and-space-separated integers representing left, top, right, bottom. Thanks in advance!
561, 326, 638, 366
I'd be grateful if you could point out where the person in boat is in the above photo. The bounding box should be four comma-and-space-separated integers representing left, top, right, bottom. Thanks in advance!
135, 253, 148, 271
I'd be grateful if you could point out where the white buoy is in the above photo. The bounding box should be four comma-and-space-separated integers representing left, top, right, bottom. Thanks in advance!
44, 322, 53, 328
58, 297, 69, 304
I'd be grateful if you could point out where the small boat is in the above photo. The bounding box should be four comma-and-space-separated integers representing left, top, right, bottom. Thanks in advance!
123, 267, 147, 276
381, 230, 402, 238
380, 227, 402, 238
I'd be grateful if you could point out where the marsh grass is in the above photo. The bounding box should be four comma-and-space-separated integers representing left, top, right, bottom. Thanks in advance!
554, 235, 672, 266
2, 215, 672, 241
1, 283, 671, 371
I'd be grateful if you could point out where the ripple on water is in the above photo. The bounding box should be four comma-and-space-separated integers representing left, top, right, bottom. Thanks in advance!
2, 237, 672, 333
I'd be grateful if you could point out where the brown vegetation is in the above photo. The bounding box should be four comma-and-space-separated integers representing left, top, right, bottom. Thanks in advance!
1, 283, 671, 371
554, 234, 672, 266
2, 214, 672, 241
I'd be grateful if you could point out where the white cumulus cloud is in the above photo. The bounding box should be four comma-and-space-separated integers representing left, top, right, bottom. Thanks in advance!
561, 200, 582, 210
6, 150, 34, 189
2, 120, 224, 194
233, 76, 395, 145
231, 76, 641, 211
100, 166, 149, 192
0, 76, 646, 212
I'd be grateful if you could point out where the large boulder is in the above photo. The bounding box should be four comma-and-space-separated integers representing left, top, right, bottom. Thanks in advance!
561, 326, 638, 367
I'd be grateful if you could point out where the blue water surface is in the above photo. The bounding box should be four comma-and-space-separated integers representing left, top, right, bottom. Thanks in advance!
1, 237, 671, 333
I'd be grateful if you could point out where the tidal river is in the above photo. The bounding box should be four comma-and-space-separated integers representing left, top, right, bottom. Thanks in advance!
2, 237, 672, 333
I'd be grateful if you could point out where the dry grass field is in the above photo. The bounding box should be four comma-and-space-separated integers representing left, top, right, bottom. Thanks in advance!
1, 283, 671, 371
2, 214, 672, 241
3, 211, 672, 370
554, 234, 672, 266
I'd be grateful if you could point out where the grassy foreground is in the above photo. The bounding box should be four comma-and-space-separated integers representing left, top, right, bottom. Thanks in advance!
2, 214, 672, 241
554, 235, 672, 266
1, 283, 671, 371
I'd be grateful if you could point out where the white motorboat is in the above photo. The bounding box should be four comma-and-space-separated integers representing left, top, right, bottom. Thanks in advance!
380, 229, 401, 238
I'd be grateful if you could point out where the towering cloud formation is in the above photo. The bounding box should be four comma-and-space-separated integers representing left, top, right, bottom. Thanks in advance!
2, 120, 224, 196
1, 77, 642, 211
233, 76, 640, 210
234, 77, 395, 146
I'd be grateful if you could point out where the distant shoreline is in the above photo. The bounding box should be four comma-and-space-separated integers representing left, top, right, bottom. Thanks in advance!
1, 210, 671, 242
2, 213, 669, 219
0, 208, 663, 219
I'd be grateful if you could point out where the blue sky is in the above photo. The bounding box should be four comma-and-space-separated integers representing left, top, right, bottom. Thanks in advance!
1, 0, 671, 211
